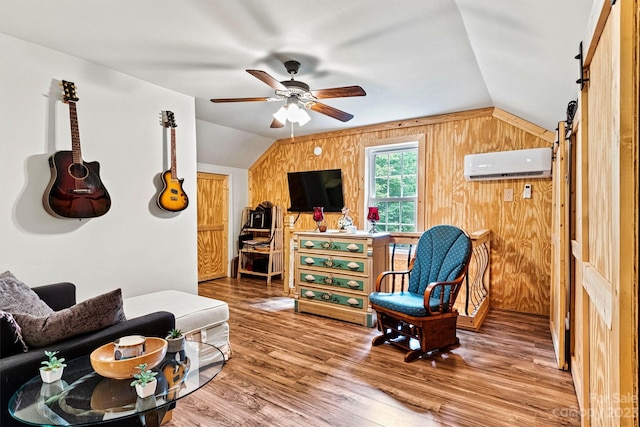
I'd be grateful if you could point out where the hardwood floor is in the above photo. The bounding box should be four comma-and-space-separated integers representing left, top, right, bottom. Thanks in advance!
168, 277, 580, 427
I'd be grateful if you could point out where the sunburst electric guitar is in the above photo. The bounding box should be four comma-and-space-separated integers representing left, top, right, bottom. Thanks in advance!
43, 81, 111, 218
157, 111, 188, 212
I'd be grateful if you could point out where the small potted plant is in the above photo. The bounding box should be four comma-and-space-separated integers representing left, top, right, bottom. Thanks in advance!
40, 350, 67, 383
130, 363, 158, 398
166, 328, 185, 353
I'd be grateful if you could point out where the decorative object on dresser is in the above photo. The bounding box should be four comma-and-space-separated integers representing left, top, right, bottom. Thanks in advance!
294, 230, 391, 327
312, 206, 327, 232
367, 206, 380, 233
157, 110, 189, 212
238, 205, 284, 284
337, 206, 353, 231
369, 225, 472, 362
43, 80, 111, 219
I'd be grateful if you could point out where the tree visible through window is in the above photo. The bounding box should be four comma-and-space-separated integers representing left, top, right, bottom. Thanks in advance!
367, 145, 418, 232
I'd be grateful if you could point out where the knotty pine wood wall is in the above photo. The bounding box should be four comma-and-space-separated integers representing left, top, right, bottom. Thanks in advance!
249, 107, 555, 315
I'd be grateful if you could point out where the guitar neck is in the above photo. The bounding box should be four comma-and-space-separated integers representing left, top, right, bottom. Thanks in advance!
170, 128, 177, 179
68, 102, 83, 164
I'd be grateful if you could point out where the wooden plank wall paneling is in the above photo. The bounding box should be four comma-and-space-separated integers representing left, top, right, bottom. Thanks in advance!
249, 108, 553, 315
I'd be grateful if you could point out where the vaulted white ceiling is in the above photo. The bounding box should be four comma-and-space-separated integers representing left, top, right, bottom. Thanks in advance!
0, 0, 592, 142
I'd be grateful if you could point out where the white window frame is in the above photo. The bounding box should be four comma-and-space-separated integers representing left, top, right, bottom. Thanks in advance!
364, 140, 420, 233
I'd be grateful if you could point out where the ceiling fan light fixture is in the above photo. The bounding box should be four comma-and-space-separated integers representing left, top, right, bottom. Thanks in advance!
273, 105, 288, 124
296, 107, 311, 126
272, 99, 311, 126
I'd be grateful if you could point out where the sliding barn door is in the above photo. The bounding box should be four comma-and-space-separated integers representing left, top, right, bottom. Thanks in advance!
197, 173, 229, 281
568, 2, 638, 424
549, 122, 569, 370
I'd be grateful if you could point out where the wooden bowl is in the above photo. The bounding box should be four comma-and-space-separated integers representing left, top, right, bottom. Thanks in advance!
90, 337, 167, 379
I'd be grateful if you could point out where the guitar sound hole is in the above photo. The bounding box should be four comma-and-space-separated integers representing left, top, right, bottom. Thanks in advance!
68, 163, 89, 180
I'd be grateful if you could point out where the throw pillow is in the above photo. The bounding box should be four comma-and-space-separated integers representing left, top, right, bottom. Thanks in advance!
0, 271, 53, 316
0, 310, 28, 357
14, 288, 126, 348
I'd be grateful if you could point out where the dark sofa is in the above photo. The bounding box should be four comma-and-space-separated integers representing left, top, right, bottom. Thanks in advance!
0, 282, 175, 427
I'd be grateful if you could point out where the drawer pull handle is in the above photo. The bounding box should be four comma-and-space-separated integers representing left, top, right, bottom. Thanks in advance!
347, 243, 359, 252
304, 274, 316, 282
347, 280, 359, 289
304, 241, 315, 248
347, 298, 360, 306
304, 257, 315, 265
304, 290, 316, 298
347, 262, 359, 270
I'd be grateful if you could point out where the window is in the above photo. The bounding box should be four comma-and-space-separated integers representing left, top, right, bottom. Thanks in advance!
366, 142, 418, 232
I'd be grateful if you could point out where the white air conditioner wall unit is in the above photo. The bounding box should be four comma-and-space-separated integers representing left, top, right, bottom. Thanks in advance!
464, 148, 552, 181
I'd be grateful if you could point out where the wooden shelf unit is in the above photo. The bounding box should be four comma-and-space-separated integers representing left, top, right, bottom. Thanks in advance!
238, 206, 283, 284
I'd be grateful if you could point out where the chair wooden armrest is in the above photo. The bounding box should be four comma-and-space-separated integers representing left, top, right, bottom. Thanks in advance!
375, 269, 411, 293
424, 274, 465, 315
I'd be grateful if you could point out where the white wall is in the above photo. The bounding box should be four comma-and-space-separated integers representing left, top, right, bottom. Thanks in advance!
196, 119, 273, 170
0, 33, 198, 301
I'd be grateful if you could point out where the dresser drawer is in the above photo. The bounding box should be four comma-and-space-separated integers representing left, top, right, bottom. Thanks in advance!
297, 254, 367, 275
299, 286, 368, 311
298, 268, 366, 292
298, 236, 366, 256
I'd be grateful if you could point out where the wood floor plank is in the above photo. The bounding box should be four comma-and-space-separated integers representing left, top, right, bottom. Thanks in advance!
166, 277, 580, 426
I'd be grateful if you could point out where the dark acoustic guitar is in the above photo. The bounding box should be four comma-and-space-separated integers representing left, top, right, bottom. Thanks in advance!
157, 111, 188, 212
43, 81, 111, 219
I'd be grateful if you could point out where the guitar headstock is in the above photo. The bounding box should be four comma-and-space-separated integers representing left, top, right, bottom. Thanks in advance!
161, 110, 177, 128
61, 80, 79, 104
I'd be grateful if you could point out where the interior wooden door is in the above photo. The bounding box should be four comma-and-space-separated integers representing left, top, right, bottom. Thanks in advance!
197, 172, 229, 281
550, 122, 569, 370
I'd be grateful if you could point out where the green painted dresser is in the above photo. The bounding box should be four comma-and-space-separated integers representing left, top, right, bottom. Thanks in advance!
293, 230, 391, 327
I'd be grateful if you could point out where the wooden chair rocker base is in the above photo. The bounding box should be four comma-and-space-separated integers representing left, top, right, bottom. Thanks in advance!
372, 309, 460, 362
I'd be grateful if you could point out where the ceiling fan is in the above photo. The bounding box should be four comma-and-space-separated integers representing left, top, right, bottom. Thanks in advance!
210, 60, 366, 129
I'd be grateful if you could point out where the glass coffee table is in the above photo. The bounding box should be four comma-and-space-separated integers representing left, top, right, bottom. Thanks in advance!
9, 340, 225, 426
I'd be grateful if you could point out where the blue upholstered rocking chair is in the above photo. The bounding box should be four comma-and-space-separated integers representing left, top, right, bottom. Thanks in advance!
370, 225, 472, 362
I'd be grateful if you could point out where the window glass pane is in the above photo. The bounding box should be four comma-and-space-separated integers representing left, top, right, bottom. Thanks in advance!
375, 154, 388, 177
401, 201, 415, 224
404, 151, 417, 175
401, 224, 415, 232
387, 201, 400, 224
387, 224, 401, 232
376, 202, 387, 222
402, 175, 416, 197
389, 152, 403, 176
375, 178, 388, 198
388, 176, 402, 197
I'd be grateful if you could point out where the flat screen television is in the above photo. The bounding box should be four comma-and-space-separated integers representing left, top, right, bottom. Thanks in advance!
287, 169, 345, 212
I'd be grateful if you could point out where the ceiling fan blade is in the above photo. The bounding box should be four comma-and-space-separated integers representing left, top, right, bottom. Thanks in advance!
270, 118, 285, 128
312, 85, 366, 99
309, 102, 354, 122
246, 69, 288, 91
210, 97, 272, 103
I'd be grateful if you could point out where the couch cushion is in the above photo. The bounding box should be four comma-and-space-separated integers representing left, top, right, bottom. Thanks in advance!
124, 290, 229, 333
13, 288, 126, 348
0, 310, 28, 357
0, 271, 53, 317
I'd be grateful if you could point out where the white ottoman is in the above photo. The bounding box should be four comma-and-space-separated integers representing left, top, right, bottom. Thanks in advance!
124, 290, 231, 359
